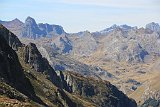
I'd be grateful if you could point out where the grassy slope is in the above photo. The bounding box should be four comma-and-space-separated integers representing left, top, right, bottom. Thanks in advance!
129, 58, 160, 105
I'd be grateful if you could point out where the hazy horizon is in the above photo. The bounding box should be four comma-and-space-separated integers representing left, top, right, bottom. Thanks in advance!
1, 0, 160, 32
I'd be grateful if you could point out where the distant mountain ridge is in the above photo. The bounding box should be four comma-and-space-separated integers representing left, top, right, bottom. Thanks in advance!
1, 17, 159, 39
0, 18, 24, 37
49, 25, 160, 63
100, 24, 135, 34
1, 17, 160, 68
146, 22, 160, 34
0, 16, 65, 39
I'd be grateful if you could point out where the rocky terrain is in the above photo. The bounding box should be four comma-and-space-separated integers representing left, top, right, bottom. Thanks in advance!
0, 24, 137, 107
1, 17, 160, 106
18, 37, 116, 81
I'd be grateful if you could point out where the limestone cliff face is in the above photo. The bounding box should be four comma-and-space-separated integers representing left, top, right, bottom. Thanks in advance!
22, 16, 42, 39
58, 71, 137, 107
24, 43, 45, 72
19, 42, 61, 87
38, 23, 65, 36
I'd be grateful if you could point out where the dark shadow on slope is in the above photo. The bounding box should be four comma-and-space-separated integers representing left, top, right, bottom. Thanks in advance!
0, 34, 47, 106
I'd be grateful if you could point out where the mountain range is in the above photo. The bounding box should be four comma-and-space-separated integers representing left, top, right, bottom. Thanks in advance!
0, 24, 137, 107
1, 17, 160, 106
0, 16, 65, 39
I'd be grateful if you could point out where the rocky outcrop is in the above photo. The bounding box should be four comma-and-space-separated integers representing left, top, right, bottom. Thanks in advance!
23, 43, 46, 72
0, 24, 23, 50
58, 71, 137, 107
20, 42, 61, 87
22, 16, 42, 39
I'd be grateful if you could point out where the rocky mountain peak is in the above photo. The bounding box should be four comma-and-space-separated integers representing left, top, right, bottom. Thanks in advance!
0, 18, 24, 37
12, 18, 22, 23
20, 16, 66, 39
146, 22, 160, 33
120, 24, 133, 30
22, 16, 41, 39
25, 16, 38, 29
77, 30, 92, 37
111, 24, 118, 28
25, 16, 36, 24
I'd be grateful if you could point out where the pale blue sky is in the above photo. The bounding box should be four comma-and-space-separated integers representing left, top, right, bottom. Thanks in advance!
0, 0, 160, 32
